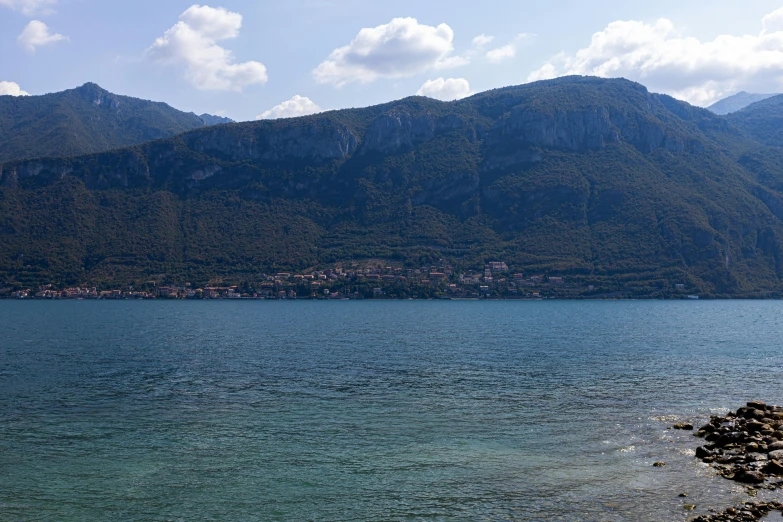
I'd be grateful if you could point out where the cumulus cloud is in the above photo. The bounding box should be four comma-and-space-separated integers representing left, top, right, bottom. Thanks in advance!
17, 20, 67, 53
0, 0, 57, 16
147, 4, 268, 91
256, 95, 323, 120
0, 81, 30, 96
527, 8, 783, 106
472, 34, 494, 48
487, 44, 516, 63
313, 17, 461, 86
417, 77, 471, 101
486, 33, 533, 64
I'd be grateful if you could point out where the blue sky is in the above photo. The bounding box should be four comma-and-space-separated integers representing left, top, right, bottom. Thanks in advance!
2, 0, 783, 121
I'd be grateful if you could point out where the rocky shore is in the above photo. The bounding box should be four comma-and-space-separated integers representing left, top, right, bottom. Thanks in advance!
691, 501, 783, 521
688, 401, 783, 520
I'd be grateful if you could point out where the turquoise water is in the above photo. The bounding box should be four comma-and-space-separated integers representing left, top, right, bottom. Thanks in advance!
2, 301, 783, 521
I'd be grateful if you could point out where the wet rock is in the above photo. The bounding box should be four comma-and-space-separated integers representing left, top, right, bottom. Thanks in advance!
674, 422, 695, 430
716, 432, 745, 447
696, 446, 714, 459
688, 404, 783, 520
736, 470, 766, 484
769, 450, 783, 460
764, 460, 783, 475
653, 461, 666, 467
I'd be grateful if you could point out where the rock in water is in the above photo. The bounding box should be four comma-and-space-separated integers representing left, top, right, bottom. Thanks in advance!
696, 446, 713, 459
767, 441, 783, 451
764, 460, 783, 474
736, 470, 766, 484
769, 449, 783, 460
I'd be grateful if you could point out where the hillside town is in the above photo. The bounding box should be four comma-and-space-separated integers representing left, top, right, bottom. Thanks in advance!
1, 262, 595, 300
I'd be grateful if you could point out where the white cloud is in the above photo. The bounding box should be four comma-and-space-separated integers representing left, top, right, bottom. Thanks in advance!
435, 55, 470, 69
313, 17, 461, 86
417, 77, 471, 101
0, 0, 57, 16
147, 4, 268, 92
487, 44, 516, 63
527, 9, 783, 106
17, 20, 67, 53
762, 8, 783, 35
256, 95, 323, 120
486, 33, 533, 64
0, 81, 30, 96
472, 34, 494, 48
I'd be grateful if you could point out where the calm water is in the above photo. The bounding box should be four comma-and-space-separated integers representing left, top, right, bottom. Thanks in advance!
2, 301, 783, 521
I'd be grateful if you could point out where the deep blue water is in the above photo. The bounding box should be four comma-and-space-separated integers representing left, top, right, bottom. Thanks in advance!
1, 300, 783, 521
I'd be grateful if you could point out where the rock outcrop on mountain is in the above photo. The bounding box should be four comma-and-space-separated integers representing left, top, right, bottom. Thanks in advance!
198, 114, 234, 126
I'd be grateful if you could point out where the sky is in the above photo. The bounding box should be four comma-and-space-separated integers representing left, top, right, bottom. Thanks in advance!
3, 0, 783, 121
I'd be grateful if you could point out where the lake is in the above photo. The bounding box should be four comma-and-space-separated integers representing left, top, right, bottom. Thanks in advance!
1, 300, 782, 521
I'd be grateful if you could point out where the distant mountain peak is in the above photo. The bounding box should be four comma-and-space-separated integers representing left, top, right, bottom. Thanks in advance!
708, 92, 778, 115
198, 113, 234, 125
0, 84, 212, 163
77, 82, 103, 90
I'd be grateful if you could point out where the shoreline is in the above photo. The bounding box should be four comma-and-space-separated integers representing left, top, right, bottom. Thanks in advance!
678, 401, 783, 521
1, 296, 781, 301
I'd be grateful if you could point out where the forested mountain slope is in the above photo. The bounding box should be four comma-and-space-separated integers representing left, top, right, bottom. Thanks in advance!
708, 92, 777, 115
2, 76, 783, 297
0, 83, 230, 163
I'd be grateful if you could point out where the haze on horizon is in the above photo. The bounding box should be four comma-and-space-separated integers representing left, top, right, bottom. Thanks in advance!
3, 0, 783, 121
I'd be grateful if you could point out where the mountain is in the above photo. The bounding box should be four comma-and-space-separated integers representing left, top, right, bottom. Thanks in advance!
2, 76, 783, 298
726, 94, 783, 147
0, 83, 227, 163
198, 113, 234, 126
707, 92, 778, 115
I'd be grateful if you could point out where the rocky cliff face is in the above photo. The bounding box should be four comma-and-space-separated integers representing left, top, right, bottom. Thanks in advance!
488, 106, 620, 152
185, 120, 359, 163
482, 99, 693, 159
363, 112, 436, 153
2, 78, 712, 192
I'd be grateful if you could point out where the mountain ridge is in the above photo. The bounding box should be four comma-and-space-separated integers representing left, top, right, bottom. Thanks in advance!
708, 91, 778, 115
0, 83, 232, 164
2, 76, 783, 298
726, 94, 783, 147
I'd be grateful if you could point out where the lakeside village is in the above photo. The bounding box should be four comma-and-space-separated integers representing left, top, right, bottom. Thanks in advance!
1, 262, 628, 300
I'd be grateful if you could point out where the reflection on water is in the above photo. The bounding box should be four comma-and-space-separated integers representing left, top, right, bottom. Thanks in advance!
1, 300, 782, 521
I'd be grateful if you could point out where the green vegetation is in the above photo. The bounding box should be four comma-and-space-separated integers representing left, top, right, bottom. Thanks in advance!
727, 94, 783, 146
2, 76, 783, 298
707, 92, 778, 116
0, 83, 229, 163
